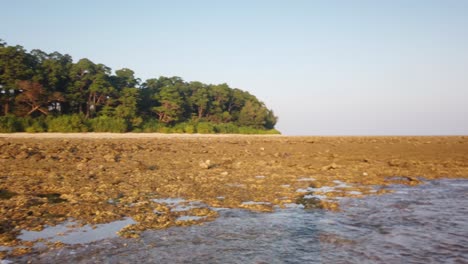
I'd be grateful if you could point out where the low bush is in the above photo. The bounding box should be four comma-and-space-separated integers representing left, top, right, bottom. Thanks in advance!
214, 123, 240, 134
46, 114, 89, 132
25, 118, 47, 132
196, 122, 216, 134
0, 115, 23, 132
141, 119, 161, 132
89, 116, 128, 132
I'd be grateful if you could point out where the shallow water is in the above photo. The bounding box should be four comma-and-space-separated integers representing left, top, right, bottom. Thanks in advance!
9, 179, 468, 263
19, 218, 136, 245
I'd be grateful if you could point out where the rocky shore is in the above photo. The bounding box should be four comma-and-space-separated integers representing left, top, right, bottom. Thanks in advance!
1, 133, 467, 258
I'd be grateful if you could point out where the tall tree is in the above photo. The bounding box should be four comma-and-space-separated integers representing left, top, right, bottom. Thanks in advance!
0, 39, 279, 131
238, 100, 269, 129
152, 85, 184, 123
15, 80, 64, 116
0, 44, 35, 115
67, 58, 96, 114
189, 81, 210, 120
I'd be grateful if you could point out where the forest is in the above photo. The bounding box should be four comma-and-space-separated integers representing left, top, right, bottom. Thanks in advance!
0, 39, 278, 134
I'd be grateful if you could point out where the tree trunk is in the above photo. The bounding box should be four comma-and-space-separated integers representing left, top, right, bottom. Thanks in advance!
198, 107, 203, 119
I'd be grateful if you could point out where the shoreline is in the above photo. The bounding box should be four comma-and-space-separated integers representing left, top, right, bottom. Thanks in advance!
1, 132, 466, 139
1, 135, 467, 258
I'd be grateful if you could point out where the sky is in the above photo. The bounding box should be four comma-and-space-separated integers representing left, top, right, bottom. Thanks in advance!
1, 0, 467, 135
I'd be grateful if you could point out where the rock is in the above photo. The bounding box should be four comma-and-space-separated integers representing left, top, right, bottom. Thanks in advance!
76, 163, 86, 171
30, 153, 45, 161
104, 154, 117, 162
0, 153, 11, 159
16, 151, 30, 159
233, 162, 242, 169
199, 160, 212, 169
220, 171, 229, 176
321, 163, 340, 171
296, 196, 324, 209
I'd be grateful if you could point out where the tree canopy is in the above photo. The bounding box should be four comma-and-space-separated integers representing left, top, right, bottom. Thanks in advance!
0, 39, 278, 134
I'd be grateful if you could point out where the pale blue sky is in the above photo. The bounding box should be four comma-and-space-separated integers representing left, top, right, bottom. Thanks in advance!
2, 0, 467, 135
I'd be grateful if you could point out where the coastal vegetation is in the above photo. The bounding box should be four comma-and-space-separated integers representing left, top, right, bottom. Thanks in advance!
0, 39, 278, 134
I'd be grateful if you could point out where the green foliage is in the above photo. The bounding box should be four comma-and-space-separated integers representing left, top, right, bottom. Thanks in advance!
183, 123, 196, 133
196, 122, 216, 134
214, 123, 239, 134
89, 116, 128, 133
46, 114, 89, 132
0, 39, 279, 134
25, 117, 47, 132
141, 119, 161, 132
0, 115, 23, 132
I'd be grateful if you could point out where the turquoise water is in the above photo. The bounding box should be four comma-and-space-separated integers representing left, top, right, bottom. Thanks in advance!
8, 179, 468, 263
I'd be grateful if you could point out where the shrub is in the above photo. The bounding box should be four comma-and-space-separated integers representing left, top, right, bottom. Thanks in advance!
184, 123, 196, 133
238, 126, 259, 134
214, 123, 240, 134
46, 114, 89, 132
262, 129, 281, 135
196, 122, 215, 134
171, 123, 186, 133
25, 118, 46, 132
89, 116, 128, 132
142, 119, 161, 132
157, 126, 172, 133
0, 115, 23, 132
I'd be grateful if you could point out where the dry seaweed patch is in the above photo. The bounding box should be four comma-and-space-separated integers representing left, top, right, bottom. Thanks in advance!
0, 135, 468, 257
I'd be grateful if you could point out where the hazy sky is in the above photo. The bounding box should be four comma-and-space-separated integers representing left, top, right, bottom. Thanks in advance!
2, 0, 467, 135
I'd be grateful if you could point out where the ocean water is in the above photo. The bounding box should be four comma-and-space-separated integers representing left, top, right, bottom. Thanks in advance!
8, 179, 468, 263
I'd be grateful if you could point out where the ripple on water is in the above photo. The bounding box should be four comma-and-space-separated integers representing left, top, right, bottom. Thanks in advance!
7, 179, 468, 264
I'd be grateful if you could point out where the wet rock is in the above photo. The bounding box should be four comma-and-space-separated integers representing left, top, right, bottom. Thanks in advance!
296, 196, 324, 209
385, 176, 421, 185
240, 201, 273, 212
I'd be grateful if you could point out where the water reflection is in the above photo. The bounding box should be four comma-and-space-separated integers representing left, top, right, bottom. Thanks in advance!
19, 218, 136, 245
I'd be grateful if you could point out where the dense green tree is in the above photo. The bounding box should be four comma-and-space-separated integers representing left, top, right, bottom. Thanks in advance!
115, 87, 141, 127
32, 50, 72, 93
113, 68, 139, 89
67, 58, 96, 114
15, 80, 64, 116
153, 85, 185, 123
0, 43, 35, 115
0, 39, 278, 133
238, 100, 270, 129
189, 81, 210, 120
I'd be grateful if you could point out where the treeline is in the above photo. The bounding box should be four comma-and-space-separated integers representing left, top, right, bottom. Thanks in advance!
0, 39, 278, 134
